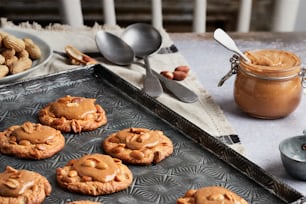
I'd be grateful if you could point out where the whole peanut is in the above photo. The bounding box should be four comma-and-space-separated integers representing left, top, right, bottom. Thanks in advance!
0, 54, 5, 65
0, 65, 9, 78
175, 65, 190, 74
5, 56, 18, 67
9, 57, 32, 74
0, 31, 8, 39
24, 38, 41, 59
17, 50, 30, 59
160, 71, 174, 79
173, 70, 188, 81
1, 48, 16, 59
3, 35, 25, 52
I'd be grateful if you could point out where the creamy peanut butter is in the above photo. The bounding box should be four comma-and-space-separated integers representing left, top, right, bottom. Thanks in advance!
116, 128, 160, 150
234, 49, 302, 119
72, 154, 118, 182
50, 96, 96, 120
0, 167, 36, 197
12, 122, 56, 144
194, 186, 248, 204
245, 49, 299, 68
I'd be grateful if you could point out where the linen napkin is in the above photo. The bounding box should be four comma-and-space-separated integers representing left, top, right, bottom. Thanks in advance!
0, 18, 245, 154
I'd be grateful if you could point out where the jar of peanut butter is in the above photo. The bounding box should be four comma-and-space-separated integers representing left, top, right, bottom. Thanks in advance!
218, 49, 305, 119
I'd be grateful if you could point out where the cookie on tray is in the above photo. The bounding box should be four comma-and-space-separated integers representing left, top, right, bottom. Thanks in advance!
56, 153, 133, 196
176, 186, 248, 204
0, 121, 65, 159
102, 127, 173, 165
38, 95, 107, 133
0, 166, 52, 204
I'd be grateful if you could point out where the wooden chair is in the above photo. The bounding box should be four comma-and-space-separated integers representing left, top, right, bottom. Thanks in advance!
58, 0, 253, 32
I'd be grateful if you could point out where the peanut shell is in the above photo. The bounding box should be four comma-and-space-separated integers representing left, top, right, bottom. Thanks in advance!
0, 65, 9, 78
3, 35, 25, 52
24, 38, 42, 59
9, 57, 32, 74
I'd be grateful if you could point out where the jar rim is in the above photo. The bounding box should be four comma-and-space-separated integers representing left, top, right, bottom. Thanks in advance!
239, 49, 301, 78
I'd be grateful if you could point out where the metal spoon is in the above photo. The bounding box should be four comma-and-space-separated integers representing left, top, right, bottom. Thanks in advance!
95, 29, 198, 103
213, 28, 251, 63
121, 23, 163, 98
96, 31, 134, 66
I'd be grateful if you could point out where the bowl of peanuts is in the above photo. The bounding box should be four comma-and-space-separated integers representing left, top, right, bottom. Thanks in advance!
0, 29, 52, 84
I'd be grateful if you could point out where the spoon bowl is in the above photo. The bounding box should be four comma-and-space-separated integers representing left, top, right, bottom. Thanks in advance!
121, 23, 162, 57
95, 31, 134, 66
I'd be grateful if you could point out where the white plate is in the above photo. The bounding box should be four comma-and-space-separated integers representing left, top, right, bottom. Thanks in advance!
0, 29, 52, 84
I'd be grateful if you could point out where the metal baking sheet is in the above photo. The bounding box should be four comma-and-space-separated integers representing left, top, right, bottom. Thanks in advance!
0, 64, 303, 204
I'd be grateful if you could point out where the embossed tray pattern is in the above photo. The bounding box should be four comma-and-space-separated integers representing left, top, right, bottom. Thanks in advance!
0, 64, 303, 204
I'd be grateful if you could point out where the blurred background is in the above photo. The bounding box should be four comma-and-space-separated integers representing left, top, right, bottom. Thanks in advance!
0, 0, 289, 32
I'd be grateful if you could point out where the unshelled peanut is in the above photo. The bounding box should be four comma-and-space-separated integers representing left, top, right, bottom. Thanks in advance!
1, 48, 16, 59
3, 35, 25, 52
5, 56, 18, 67
24, 38, 41, 59
0, 65, 9, 78
0, 54, 5, 65
9, 57, 32, 74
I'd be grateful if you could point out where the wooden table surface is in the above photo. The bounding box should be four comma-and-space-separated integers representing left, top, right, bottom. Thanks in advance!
170, 32, 306, 195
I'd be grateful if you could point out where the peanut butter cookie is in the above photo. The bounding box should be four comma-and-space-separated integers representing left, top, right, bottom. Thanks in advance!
0, 121, 65, 159
38, 95, 107, 133
102, 128, 173, 165
176, 186, 248, 204
56, 153, 133, 196
0, 166, 52, 204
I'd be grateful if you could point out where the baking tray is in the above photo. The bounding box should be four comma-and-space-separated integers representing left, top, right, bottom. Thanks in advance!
0, 64, 303, 204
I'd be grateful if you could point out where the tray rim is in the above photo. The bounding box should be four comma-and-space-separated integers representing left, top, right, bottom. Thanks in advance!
0, 64, 304, 203
92, 65, 304, 203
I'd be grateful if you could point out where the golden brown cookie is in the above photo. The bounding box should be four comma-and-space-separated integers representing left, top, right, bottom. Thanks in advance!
102, 127, 173, 165
0, 166, 52, 204
38, 95, 107, 133
66, 201, 101, 204
0, 121, 65, 159
56, 153, 133, 196
176, 186, 248, 204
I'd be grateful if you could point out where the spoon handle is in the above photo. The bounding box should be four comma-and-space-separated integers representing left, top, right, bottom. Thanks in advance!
213, 28, 250, 63
143, 56, 163, 98
153, 70, 198, 103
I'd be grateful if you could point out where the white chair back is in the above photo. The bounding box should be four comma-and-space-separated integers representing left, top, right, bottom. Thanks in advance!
59, 0, 84, 27
272, 0, 300, 32
60, 0, 286, 33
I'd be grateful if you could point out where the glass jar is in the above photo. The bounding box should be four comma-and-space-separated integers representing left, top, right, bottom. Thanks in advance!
218, 49, 305, 119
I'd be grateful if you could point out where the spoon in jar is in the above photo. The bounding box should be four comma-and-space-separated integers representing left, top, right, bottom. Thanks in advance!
213, 28, 251, 63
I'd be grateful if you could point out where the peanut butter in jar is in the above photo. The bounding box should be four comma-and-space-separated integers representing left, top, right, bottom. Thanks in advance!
221, 49, 304, 119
